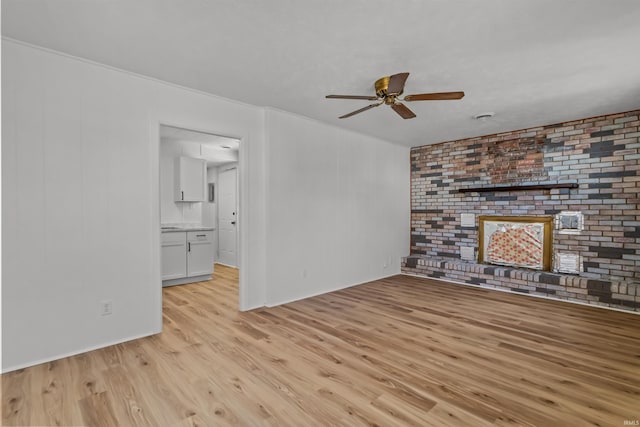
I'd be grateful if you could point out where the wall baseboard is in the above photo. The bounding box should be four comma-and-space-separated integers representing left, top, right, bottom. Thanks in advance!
265, 272, 401, 308
1, 329, 161, 374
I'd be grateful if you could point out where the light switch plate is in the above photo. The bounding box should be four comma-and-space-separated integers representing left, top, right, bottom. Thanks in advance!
461, 213, 475, 227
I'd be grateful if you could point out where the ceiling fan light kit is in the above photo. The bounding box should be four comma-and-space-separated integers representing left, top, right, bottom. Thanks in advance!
326, 72, 464, 119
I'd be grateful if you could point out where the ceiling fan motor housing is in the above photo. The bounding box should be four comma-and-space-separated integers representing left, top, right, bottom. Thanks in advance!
375, 76, 403, 105
375, 76, 403, 100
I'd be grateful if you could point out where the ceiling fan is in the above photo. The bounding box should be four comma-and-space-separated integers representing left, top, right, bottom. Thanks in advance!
326, 72, 464, 119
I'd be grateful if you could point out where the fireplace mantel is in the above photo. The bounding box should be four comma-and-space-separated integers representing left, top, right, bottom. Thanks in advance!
458, 183, 578, 193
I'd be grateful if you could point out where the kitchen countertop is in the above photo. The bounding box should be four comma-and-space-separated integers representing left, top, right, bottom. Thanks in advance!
161, 226, 215, 233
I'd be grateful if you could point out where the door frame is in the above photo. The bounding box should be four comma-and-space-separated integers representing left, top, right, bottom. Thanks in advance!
154, 120, 248, 320
217, 165, 239, 268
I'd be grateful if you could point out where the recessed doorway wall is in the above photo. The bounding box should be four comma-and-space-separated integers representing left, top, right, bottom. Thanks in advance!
159, 124, 241, 290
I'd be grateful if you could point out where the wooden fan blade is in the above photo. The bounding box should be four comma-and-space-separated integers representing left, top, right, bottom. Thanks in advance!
326, 94, 379, 100
387, 72, 410, 94
404, 91, 465, 101
339, 102, 381, 119
391, 103, 416, 119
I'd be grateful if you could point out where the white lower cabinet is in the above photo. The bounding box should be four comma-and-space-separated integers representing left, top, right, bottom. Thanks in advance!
162, 230, 214, 285
187, 231, 214, 277
161, 232, 187, 280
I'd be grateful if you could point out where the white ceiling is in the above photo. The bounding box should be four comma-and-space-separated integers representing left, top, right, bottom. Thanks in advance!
160, 125, 239, 167
3, 1, 640, 147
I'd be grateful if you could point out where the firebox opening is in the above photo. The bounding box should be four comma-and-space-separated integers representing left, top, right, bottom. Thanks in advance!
478, 215, 554, 271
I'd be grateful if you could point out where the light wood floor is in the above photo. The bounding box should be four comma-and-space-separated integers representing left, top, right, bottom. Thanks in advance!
3, 265, 640, 426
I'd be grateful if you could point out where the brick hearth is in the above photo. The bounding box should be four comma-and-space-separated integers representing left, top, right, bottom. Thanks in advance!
402, 255, 639, 311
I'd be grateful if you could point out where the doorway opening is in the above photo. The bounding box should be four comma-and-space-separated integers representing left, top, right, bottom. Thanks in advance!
158, 124, 241, 293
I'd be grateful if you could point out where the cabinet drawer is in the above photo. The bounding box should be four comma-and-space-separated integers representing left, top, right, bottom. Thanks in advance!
187, 231, 213, 243
162, 231, 187, 246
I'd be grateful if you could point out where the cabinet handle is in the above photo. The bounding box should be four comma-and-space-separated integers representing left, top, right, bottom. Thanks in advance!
196, 234, 206, 237
188, 242, 191, 252
181, 191, 184, 201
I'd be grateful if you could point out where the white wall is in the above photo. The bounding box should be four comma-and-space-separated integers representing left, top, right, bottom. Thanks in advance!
202, 166, 218, 227
2, 40, 410, 371
202, 166, 218, 262
2, 40, 267, 371
264, 109, 410, 306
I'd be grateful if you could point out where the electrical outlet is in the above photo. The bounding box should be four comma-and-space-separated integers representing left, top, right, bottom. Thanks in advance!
100, 300, 113, 316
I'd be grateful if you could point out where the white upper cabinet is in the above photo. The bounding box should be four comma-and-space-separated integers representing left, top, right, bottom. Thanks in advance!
175, 156, 205, 202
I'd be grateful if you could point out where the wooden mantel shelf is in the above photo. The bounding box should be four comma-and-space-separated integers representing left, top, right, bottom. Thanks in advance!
458, 183, 578, 193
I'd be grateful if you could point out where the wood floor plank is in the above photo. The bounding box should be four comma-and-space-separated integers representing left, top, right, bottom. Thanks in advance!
3, 265, 640, 426
1, 369, 32, 426
78, 391, 119, 427
100, 364, 159, 427
31, 359, 85, 427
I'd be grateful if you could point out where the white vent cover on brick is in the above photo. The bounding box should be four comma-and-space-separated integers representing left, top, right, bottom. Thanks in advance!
461, 213, 475, 227
460, 246, 475, 261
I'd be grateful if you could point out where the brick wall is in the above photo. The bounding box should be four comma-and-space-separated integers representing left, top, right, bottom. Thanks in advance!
404, 110, 640, 311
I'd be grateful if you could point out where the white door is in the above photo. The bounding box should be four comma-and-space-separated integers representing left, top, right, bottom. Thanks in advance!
218, 167, 238, 267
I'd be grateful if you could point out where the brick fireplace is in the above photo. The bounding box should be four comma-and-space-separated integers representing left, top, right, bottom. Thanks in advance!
402, 110, 640, 312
